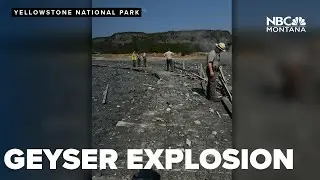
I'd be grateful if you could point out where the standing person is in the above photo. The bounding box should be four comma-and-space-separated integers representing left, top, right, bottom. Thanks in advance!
142, 52, 147, 67
206, 42, 226, 101
137, 52, 141, 67
164, 50, 174, 71
132, 51, 137, 67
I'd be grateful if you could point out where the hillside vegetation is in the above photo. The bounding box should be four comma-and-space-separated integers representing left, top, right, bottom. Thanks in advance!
92, 30, 232, 54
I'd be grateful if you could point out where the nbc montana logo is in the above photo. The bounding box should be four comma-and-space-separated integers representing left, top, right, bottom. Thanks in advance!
266, 16, 306, 32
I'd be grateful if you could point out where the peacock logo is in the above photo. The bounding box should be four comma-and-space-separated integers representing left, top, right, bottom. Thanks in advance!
291, 17, 306, 26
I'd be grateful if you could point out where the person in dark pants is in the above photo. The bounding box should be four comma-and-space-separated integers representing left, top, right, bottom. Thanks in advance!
164, 50, 174, 71
137, 53, 141, 67
206, 42, 226, 101
137, 53, 142, 67
142, 52, 147, 67
132, 51, 137, 67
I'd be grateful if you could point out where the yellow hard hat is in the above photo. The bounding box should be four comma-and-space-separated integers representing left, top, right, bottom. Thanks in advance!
216, 42, 226, 51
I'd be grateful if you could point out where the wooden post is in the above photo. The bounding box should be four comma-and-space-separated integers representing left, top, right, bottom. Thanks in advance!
198, 65, 202, 77
219, 66, 228, 83
201, 64, 206, 78
182, 62, 186, 75
219, 67, 232, 101
102, 84, 109, 104
199, 64, 206, 93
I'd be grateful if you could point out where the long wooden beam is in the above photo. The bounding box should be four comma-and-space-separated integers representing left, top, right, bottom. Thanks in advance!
219, 67, 232, 101
102, 84, 109, 104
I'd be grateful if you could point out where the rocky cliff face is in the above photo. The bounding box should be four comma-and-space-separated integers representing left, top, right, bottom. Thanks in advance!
92, 30, 232, 54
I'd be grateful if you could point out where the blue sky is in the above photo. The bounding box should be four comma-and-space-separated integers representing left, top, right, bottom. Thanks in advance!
92, 0, 232, 37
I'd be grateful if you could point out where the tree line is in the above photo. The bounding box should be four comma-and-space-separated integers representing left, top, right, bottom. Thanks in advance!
93, 42, 203, 55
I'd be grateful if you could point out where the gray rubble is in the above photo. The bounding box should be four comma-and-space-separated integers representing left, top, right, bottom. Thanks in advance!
92, 59, 232, 180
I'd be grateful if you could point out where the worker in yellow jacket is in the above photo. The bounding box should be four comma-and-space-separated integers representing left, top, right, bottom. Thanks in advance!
132, 51, 137, 67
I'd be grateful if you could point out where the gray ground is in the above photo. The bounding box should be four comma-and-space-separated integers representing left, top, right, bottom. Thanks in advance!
92, 59, 232, 180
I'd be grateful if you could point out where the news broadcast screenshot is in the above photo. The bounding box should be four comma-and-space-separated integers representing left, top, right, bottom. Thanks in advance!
1, 0, 319, 179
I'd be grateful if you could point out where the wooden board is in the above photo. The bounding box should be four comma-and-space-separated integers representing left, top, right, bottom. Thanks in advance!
219, 67, 232, 101
102, 84, 109, 104
222, 97, 232, 116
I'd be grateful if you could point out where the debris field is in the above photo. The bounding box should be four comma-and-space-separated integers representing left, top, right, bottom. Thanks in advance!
92, 59, 232, 180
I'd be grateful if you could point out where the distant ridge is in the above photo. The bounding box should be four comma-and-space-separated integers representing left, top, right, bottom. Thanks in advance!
92, 30, 232, 54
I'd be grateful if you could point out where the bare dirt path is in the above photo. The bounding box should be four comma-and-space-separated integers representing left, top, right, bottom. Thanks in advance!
92, 60, 232, 180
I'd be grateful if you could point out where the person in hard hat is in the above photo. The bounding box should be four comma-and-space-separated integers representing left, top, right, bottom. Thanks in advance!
132, 51, 137, 67
164, 49, 175, 71
142, 52, 147, 67
206, 42, 226, 101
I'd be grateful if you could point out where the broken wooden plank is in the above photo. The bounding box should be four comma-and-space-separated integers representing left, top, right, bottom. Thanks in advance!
200, 80, 206, 92
142, 83, 152, 86
200, 64, 207, 92
116, 120, 222, 129
102, 84, 109, 104
222, 97, 232, 116
216, 111, 222, 118
219, 67, 232, 101
175, 66, 207, 81
219, 77, 232, 101
219, 66, 228, 84
198, 65, 202, 77
92, 64, 108, 67
200, 63, 207, 79
174, 65, 231, 103
187, 72, 207, 81
173, 61, 185, 73
174, 61, 183, 65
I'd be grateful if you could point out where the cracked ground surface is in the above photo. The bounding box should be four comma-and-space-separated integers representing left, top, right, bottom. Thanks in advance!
92, 59, 232, 180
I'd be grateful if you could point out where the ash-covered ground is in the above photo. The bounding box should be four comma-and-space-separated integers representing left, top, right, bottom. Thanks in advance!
92, 59, 232, 180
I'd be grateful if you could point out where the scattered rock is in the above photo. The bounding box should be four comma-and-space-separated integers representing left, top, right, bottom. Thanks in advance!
186, 139, 192, 147
116, 105, 120, 108
137, 129, 145, 133
209, 108, 214, 113
166, 108, 171, 112
192, 91, 199, 95
154, 117, 164, 122
194, 120, 201, 125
